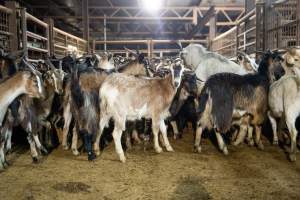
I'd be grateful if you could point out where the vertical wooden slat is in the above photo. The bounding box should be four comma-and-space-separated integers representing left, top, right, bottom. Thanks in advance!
21, 8, 28, 57
45, 18, 54, 56
5, 1, 18, 51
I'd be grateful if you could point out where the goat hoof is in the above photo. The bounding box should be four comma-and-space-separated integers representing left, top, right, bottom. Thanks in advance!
222, 147, 229, 156
257, 143, 264, 150
232, 141, 239, 146
3, 161, 9, 169
32, 157, 39, 164
40, 147, 48, 155
62, 145, 69, 151
194, 146, 201, 153
155, 147, 163, 153
72, 149, 80, 156
273, 140, 279, 145
248, 140, 255, 146
95, 150, 101, 156
166, 146, 174, 152
119, 155, 126, 163
88, 152, 96, 161
289, 154, 296, 162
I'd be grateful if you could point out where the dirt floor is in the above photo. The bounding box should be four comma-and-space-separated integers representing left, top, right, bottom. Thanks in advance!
1, 128, 300, 200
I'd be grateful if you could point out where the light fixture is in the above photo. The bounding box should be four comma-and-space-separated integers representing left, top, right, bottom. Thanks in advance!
141, 0, 163, 13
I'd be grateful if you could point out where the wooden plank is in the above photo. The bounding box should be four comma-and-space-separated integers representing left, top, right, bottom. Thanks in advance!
187, 6, 215, 39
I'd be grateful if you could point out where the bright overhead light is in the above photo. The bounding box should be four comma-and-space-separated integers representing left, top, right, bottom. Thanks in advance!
142, 0, 163, 12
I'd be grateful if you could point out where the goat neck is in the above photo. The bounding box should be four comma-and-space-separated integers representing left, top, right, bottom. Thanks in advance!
0, 72, 27, 126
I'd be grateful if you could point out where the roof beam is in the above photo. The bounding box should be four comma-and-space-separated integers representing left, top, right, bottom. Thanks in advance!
187, 6, 215, 38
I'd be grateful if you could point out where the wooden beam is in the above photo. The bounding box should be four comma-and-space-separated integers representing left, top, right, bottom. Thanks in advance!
45, 18, 54, 56
82, 0, 90, 53
5, 1, 18, 51
187, 6, 215, 38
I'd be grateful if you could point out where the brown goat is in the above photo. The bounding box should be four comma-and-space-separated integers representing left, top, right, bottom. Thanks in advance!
0, 62, 45, 169
97, 59, 186, 162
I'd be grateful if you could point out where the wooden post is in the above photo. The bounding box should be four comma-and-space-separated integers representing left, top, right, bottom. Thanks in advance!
20, 8, 28, 57
5, 1, 18, 51
297, 1, 300, 46
92, 39, 95, 54
256, 0, 265, 53
236, 23, 239, 55
209, 10, 216, 50
82, 0, 90, 53
45, 18, 54, 56
192, 7, 197, 25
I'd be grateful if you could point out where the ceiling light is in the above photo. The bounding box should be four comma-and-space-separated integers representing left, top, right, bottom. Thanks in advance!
142, 0, 163, 12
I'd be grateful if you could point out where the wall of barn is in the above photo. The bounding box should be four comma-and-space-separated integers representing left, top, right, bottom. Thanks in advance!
211, 0, 300, 59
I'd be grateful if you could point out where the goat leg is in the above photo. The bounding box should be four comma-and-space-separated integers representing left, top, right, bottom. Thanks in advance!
233, 125, 247, 146
152, 122, 162, 153
71, 127, 79, 156
286, 113, 298, 162
159, 120, 174, 152
246, 126, 254, 146
82, 130, 96, 161
268, 112, 278, 145
131, 129, 142, 145
27, 133, 39, 163
215, 131, 228, 155
62, 102, 72, 150
112, 127, 126, 163
255, 126, 264, 150
194, 126, 203, 153
0, 139, 6, 169
170, 121, 180, 140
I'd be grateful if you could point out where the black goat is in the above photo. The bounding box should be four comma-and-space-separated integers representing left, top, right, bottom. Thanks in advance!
194, 51, 285, 155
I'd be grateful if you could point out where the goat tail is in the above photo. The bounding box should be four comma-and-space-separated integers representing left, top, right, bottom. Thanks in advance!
197, 83, 233, 133
197, 83, 209, 114
70, 65, 84, 108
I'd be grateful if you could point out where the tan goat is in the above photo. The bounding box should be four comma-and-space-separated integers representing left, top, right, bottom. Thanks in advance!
97, 58, 187, 162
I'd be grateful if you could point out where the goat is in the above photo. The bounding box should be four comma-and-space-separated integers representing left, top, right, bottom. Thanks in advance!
179, 43, 257, 82
70, 61, 110, 160
0, 59, 45, 169
194, 51, 284, 155
281, 47, 300, 75
268, 67, 300, 161
33, 60, 65, 148
97, 58, 187, 162
62, 52, 152, 156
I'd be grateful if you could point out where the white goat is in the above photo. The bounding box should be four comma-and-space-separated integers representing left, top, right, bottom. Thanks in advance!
268, 67, 300, 161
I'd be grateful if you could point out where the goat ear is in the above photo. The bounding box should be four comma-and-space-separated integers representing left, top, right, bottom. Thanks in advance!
108, 53, 114, 61
286, 53, 295, 65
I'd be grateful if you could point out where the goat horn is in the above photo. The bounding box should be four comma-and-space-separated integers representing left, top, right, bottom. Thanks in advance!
23, 58, 42, 76
174, 40, 183, 50
238, 51, 259, 71
255, 50, 264, 55
45, 59, 56, 71
59, 60, 63, 70
124, 46, 138, 57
